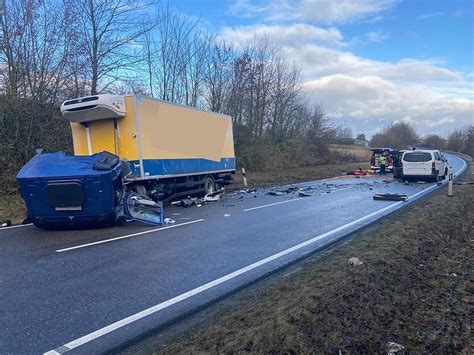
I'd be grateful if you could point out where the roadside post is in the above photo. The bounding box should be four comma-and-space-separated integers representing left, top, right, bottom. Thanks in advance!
448, 167, 454, 197
242, 168, 248, 187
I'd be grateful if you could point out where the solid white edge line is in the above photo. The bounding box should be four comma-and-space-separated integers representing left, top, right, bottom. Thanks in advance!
0, 223, 33, 231
44, 157, 467, 354
55, 219, 204, 253
243, 198, 303, 212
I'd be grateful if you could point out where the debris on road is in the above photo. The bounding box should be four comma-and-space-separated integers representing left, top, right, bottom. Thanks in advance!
1, 220, 12, 228
204, 188, 225, 202
347, 168, 368, 176
164, 218, 175, 224
224, 214, 230, 217
386, 341, 405, 354
297, 189, 312, 197
373, 193, 408, 201
238, 188, 257, 194
172, 197, 201, 208
348, 257, 363, 266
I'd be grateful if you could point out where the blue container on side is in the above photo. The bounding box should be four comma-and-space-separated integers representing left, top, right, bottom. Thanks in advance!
16, 152, 123, 229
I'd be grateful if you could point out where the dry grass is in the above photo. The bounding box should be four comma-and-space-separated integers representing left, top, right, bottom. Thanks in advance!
0, 192, 26, 225
329, 144, 372, 161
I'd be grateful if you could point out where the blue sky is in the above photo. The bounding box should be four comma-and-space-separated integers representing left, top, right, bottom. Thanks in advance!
174, 0, 473, 137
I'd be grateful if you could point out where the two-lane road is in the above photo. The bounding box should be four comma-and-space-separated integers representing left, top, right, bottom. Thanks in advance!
0, 153, 467, 354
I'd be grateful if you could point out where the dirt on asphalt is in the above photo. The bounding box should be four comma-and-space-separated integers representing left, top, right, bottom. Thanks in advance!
122, 168, 473, 354
231, 161, 369, 190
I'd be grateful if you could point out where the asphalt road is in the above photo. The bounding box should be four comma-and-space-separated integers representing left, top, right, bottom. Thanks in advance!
0, 153, 467, 354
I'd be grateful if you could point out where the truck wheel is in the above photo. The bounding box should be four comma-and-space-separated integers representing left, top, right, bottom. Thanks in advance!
204, 176, 215, 195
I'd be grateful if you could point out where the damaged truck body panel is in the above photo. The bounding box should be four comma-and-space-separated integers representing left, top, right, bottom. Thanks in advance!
17, 95, 235, 229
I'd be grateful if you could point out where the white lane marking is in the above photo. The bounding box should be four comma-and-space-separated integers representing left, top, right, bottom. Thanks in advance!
0, 223, 33, 231
243, 198, 303, 212
44, 156, 467, 354
55, 219, 204, 253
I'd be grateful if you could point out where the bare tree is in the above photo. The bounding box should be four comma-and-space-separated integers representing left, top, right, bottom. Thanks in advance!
422, 134, 446, 149
446, 129, 465, 152
77, 0, 156, 95
204, 41, 233, 112
0, 0, 78, 103
337, 127, 353, 139
153, 3, 210, 105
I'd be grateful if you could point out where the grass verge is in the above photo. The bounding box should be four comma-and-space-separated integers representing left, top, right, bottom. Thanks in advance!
0, 193, 26, 225
123, 167, 473, 354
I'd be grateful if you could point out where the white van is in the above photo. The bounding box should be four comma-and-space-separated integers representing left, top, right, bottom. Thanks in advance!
401, 150, 448, 181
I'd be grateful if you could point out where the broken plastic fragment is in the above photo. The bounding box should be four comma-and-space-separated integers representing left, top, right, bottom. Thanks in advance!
297, 189, 311, 197
348, 257, 363, 266
386, 342, 405, 354
204, 187, 225, 202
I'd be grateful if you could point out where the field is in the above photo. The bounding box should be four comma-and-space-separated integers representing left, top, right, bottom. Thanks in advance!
122, 166, 473, 354
329, 143, 372, 161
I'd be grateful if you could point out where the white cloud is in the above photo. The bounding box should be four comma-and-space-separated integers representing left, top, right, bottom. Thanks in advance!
222, 2, 474, 136
416, 12, 444, 20
297, 0, 397, 24
220, 24, 345, 48
364, 31, 389, 43
304, 74, 473, 135
228, 0, 398, 24
227, 0, 268, 18
282, 44, 462, 83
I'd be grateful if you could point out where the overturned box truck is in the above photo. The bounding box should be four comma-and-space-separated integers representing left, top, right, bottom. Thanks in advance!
17, 95, 236, 228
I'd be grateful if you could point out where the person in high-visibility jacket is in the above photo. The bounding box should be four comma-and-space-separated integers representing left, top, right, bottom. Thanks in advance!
379, 154, 387, 175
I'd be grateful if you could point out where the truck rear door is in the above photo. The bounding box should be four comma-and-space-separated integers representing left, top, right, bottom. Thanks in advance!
89, 119, 117, 154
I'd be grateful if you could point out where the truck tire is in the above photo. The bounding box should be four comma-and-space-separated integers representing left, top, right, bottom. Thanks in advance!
204, 176, 215, 195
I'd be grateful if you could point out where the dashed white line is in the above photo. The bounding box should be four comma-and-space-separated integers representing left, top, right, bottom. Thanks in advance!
243, 198, 303, 212
55, 219, 204, 253
0, 223, 33, 231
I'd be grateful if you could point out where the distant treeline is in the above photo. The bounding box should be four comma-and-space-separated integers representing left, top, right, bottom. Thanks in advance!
369, 122, 474, 156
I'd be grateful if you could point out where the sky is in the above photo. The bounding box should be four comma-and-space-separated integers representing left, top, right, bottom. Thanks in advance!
176, 0, 473, 137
